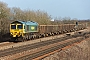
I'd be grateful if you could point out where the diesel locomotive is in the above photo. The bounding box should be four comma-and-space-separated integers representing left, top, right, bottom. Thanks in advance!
10, 20, 86, 41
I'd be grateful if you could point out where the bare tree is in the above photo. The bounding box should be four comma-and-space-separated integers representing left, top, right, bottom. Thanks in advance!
0, 1, 10, 34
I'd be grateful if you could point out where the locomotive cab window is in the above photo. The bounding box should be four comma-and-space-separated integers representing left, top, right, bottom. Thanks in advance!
17, 25, 23, 29
11, 25, 16, 29
24, 26, 25, 29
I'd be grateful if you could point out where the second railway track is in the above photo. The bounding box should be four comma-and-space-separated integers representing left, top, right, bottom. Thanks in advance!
16, 37, 84, 60
0, 31, 90, 60
16, 33, 90, 60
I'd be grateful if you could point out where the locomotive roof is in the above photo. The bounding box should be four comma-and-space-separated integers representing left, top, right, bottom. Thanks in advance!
11, 20, 38, 25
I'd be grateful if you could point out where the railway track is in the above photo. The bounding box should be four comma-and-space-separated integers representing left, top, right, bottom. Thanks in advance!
0, 35, 73, 57
16, 37, 84, 60
0, 31, 89, 60
0, 42, 12, 50
15, 33, 90, 60
0, 42, 10, 46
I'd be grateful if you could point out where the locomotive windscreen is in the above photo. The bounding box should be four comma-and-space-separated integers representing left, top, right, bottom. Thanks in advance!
17, 25, 23, 29
11, 25, 16, 29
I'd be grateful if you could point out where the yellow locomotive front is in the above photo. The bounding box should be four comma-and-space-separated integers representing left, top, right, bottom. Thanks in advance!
10, 21, 24, 38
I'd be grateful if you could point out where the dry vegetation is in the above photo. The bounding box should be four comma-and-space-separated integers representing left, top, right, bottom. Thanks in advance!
43, 38, 90, 60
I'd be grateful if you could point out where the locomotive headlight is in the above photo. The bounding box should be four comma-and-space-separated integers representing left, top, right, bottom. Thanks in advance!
20, 32, 22, 34
11, 32, 13, 34
19, 32, 23, 35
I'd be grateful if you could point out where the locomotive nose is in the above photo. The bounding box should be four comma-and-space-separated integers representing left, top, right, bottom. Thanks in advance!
11, 31, 21, 37
13, 32, 17, 37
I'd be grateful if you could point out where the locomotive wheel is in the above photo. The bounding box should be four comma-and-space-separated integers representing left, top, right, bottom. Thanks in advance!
59, 31, 62, 34
41, 34, 45, 37
28, 36, 31, 40
45, 34, 48, 37
37, 35, 41, 38
52, 33, 54, 36
49, 33, 52, 36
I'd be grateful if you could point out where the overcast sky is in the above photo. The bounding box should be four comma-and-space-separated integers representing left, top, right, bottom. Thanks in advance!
0, 0, 90, 20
